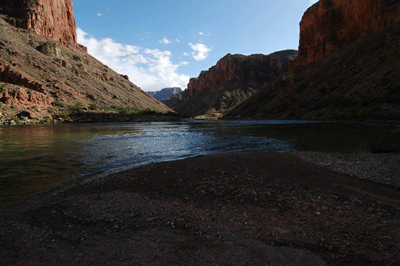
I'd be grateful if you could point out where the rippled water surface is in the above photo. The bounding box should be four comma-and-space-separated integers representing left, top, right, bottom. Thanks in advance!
1, 120, 399, 206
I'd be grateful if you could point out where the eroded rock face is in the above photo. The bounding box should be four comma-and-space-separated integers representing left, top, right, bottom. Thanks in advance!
40, 42, 63, 58
176, 50, 297, 117
291, 0, 400, 69
0, 0, 78, 48
226, 19, 400, 121
183, 52, 296, 102
0, 14, 172, 123
161, 92, 183, 109
1, 87, 52, 106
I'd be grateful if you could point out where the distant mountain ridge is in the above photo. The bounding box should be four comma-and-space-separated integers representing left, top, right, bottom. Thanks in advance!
146, 87, 182, 101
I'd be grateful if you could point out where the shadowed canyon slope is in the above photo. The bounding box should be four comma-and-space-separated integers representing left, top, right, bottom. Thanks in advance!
226, 0, 400, 121
161, 91, 183, 109
0, 0, 171, 124
175, 50, 297, 117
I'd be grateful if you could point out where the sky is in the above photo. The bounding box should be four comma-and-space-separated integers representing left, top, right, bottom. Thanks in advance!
74, 0, 319, 91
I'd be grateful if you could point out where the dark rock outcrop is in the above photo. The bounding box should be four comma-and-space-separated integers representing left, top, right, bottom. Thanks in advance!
175, 50, 297, 117
291, 0, 400, 69
161, 91, 183, 109
0, 0, 80, 49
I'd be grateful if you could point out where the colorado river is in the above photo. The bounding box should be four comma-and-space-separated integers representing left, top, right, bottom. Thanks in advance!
1, 120, 399, 206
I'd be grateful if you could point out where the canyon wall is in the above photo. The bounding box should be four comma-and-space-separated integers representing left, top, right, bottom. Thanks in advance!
183, 51, 297, 102
0, 1, 172, 124
161, 91, 183, 109
291, 0, 400, 68
0, 0, 78, 48
226, 0, 400, 121
176, 50, 297, 117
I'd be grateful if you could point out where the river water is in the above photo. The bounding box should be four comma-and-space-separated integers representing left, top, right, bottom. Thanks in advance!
1, 120, 399, 206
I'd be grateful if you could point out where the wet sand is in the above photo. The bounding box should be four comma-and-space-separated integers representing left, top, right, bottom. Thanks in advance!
1, 151, 400, 265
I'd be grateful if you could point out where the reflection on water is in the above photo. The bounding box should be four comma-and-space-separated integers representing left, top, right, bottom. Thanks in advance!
1, 120, 399, 206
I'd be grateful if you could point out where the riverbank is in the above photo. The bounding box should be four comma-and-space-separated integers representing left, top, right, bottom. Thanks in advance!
1, 151, 400, 265
0, 105, 181, 126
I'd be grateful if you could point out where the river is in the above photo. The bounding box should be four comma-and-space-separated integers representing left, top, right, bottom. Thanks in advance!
1, 120, 399, 206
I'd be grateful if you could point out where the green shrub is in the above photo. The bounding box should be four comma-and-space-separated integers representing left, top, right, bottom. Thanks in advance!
52, 100, 65, 107
57, 111, 69, 119
89, 103, 99, 110
10, 116, 21, 123
43, 116, 52, 123
118, 106, 140, 115
67, 104, 84, 111
139, 108, 159, 115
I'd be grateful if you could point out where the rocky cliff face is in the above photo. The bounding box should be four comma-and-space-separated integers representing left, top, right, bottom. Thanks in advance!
161, 91, 183, 109
291, 0, 400, 69
0, 0, 79, 49
226, 0, 400, 121
226, 19, 400, 121
176, 50, 297, 117
0, 13, 171, 124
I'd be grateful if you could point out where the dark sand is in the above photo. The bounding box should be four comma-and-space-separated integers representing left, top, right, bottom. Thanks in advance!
1, 151, 400, 265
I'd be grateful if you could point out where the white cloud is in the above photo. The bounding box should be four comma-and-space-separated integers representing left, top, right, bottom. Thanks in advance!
97, 13, 102, 16
159, 36, 172, 44
198, 32, 210, 37
183, 52, 190, 56
189, 43, 212, 61
175, 39, 180, 43
77, 28, 190, 91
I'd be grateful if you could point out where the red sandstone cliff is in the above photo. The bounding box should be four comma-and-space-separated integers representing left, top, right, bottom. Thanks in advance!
226, 0, 400, 121
183, 51, 296, 102
291, 0, 400, 68
0, 8, 171, 124
175, 50, 297, 117
0, 0, 79, 48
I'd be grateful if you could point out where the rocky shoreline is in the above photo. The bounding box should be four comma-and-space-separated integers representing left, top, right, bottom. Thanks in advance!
1, 151, 399, 265
0, 109, 181, 126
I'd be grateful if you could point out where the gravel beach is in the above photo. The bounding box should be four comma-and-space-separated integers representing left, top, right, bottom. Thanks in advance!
291, 151, 400, 188
1, 151, 400, 265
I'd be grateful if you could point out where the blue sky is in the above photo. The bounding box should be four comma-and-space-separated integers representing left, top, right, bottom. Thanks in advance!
74, 0, 319, 91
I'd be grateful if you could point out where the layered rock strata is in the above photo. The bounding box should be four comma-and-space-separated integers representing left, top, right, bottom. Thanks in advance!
0, 0, 79, 49
226, 19, 400, 121
176, 50, 297, 117
161, 91, 183, 109
0, 13, 171, 123
291, 0, 400, 68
